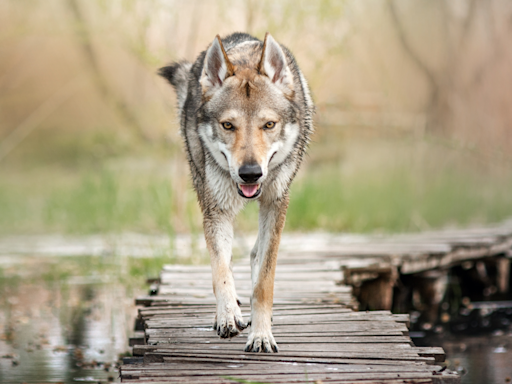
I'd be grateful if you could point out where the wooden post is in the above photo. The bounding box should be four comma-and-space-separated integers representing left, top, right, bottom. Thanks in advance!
343, 266, 398, 310
497, 257, 510, 294
412, 270, 449, 324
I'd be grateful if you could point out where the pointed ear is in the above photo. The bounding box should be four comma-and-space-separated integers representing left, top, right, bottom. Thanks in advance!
200, 35, 235, 95
258, 33, 294, 95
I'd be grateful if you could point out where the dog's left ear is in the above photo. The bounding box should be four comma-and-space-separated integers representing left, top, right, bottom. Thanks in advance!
258, 33, 294, 96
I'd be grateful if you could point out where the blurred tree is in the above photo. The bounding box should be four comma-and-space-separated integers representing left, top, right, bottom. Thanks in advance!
66, 0, 148, 141
387, 0, 512, 156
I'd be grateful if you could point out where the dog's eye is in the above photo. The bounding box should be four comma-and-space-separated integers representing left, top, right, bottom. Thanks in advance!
264, 121, 276, 129
222, 122, 234, 130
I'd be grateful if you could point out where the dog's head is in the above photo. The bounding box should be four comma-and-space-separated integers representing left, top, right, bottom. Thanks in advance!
198, 33, 300, 199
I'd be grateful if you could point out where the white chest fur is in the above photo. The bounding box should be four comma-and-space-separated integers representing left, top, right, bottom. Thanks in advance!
205, 162, 246, 214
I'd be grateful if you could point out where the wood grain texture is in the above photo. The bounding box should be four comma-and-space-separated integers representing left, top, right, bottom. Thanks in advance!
121, 251, 462, 383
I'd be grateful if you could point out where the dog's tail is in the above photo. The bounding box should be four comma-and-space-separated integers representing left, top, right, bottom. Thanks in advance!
158, 61, 192, 114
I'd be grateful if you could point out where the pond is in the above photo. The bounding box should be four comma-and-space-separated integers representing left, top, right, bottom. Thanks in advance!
414, 332, 512, 384
1, 234, 511, 384
0, 233, 211, 384
0, 255, 138, 383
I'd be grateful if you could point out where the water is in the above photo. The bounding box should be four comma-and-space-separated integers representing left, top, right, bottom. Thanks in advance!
414, 332, 512, 384
1, 234, 511, 383
0, 255, 140, 384
407, 269, 512, 383
0, 233, 208, 384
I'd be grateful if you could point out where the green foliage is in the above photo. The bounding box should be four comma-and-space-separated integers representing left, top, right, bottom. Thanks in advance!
2, 157, 512, 235
1, 129, 512, 235
0, 167, 177, 234
127, 255, 172, 280
286, 165, 512, 232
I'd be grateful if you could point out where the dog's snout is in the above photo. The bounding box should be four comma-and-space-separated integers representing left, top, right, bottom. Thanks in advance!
238, 164, 263, 183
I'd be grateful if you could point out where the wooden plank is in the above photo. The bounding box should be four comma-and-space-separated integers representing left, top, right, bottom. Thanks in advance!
122, 379, 433, 384
157, 286, 352, 296
136, 295, 354, 306
415, 347, 446, 363
146, 336, 413, 344
131, 371, 438, 382
162, 263, 343, 273
400, 237, 512, 274
160, 271, 342, 282
139, 306, 353, 317
132, 347, 433, 365
144, 320, 410, 331
121, 361, 442, 373
144, 330, 409, 339
147, 340, 424, 355
144, 311, 408, 324
157, 281, 349, 292
143, 350, 435, 364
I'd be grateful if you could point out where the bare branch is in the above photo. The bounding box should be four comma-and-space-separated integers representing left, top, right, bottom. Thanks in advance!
468, 0, 506, 88
0, 78, 83, 162
66, 0, 148, 141
459, 0, 479, 48
386, 0, 439, 92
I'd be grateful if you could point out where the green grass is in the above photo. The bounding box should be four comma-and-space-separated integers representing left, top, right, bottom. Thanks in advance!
1, 132, 512, 235
0, 167, 180, 234
2, 161, 512, 235
43, 170, 175, 234
284, 165, 512, 232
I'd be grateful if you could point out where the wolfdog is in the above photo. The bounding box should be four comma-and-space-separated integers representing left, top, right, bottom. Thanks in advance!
159, 32, 313, 353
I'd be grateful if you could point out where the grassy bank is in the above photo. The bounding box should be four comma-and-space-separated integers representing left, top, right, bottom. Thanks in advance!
2, 133, 512, 235
285, 165, 512, 232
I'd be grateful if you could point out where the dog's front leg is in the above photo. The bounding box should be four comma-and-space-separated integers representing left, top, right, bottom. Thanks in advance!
204, 212, 247, 338
245, 195, 289, 353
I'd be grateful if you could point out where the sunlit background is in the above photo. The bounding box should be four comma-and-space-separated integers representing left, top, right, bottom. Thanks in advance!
1, 0, 512, 382
2, 0, 512, 236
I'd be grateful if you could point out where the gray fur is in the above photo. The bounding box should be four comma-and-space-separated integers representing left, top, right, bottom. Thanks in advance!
159, 32, 314, 353
159, 33, 314, 206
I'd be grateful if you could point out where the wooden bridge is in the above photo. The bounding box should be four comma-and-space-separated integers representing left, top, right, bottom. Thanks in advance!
120, 220, 512, 383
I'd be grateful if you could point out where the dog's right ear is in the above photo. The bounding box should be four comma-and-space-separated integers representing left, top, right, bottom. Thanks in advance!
200, 35, 235, 96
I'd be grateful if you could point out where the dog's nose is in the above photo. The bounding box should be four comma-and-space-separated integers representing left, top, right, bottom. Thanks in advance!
239, 164, 263, 183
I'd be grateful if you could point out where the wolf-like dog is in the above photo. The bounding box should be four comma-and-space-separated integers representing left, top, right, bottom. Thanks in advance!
159, 32, 313, 353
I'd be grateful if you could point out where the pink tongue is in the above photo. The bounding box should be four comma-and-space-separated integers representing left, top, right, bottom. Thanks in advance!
240, 184, 259, 197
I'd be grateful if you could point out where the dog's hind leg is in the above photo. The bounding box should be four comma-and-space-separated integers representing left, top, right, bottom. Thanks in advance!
204, 212, 247, 338
245, 195, 289, 353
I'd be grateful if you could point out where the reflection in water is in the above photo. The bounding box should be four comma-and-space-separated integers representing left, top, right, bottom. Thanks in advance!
413, 332, 512, 384
0, 256, 139, 384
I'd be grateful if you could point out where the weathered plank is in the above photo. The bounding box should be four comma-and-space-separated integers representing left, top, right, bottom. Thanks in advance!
124, 295, 450, 382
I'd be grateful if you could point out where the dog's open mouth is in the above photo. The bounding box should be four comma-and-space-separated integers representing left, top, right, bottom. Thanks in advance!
237, 184, 261, 199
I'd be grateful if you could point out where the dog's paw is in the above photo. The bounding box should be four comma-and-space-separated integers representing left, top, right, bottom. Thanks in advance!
213, 303, 247, 339
244, 330, 278, 353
